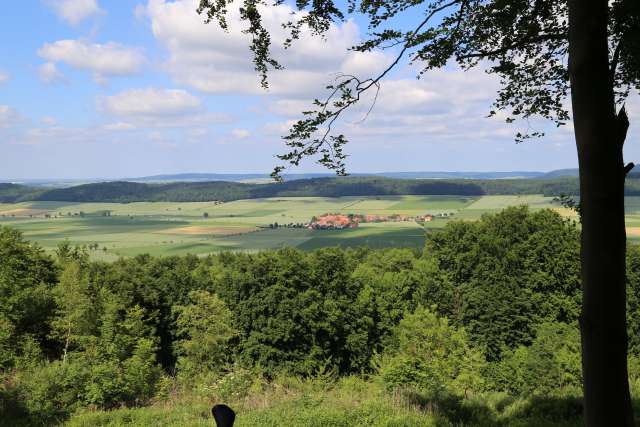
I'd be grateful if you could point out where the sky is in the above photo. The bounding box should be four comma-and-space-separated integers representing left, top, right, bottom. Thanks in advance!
0, 0, 638, 180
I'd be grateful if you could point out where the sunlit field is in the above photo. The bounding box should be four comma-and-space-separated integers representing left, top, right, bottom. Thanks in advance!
0, 194, 603, 258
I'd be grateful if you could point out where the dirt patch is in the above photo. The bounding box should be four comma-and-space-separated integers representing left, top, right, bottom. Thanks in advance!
627, 227, 640, 237
158, 226, 256, 236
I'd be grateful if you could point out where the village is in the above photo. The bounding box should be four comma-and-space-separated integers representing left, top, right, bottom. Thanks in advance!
305, 212, 455, 230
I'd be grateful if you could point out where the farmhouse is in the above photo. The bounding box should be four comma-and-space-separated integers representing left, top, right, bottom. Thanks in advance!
309, 214, 358, 230
309, 211, 440, 230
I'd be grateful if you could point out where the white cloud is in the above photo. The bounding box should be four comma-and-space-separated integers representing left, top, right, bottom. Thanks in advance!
38, 40, 144, 82
260, 64, 573, 155
146, 0, 391, 96
0, 71, 9, 83
99, 87, 231, 128
100, 88, 202, 117
42, 116, 58, 126
103, 122, 136, 131
231, 128, 250, 139
267, 99, 313, 117
48, 0, 103, 25
0, 106, 23, 129
15, 125, 113, 146
187, 127, 208, 137
134, 3, 147, 20
38, 62, 65, 84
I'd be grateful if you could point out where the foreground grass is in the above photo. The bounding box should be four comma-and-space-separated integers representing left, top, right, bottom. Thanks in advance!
63, 377, 585, 427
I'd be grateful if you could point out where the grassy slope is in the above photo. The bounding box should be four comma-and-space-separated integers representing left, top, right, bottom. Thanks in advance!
63, 377, 585, 427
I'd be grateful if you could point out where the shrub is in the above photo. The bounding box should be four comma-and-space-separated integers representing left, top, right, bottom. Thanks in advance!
18, 361, 87, 424
493, 322, 582, 396
376, 306, 486, 398
81, 339, 161, 408
173, 290, 237, 380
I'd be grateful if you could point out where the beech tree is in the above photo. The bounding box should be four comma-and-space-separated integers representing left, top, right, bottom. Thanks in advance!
197, 0, 639, 424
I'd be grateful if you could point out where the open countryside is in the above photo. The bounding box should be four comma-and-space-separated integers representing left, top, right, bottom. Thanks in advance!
0, 194, 601, 259
3, 0, 640, 424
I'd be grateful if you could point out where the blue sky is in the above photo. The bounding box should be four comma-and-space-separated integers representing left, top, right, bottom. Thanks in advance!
0, 0, 637, 180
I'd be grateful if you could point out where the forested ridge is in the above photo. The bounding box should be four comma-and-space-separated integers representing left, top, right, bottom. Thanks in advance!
6, 175, 640, 203
5, 175, 640, 204
3, 206, 640, 425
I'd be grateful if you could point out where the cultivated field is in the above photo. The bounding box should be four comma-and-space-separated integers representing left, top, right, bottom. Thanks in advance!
0, 194, 616, 259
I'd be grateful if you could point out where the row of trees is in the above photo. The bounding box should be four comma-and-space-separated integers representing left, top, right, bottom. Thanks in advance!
3, 207, 640, 424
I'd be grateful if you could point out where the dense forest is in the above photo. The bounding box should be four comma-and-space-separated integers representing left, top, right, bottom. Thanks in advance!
0, 176, 614, 203
5, 174, 640, 204
3, 206, 640, 425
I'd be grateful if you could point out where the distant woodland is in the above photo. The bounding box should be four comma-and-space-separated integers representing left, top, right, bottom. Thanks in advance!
7, 175, 640, 203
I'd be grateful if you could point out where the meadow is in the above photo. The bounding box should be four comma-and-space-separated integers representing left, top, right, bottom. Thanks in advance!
0, 194, 598, 258
62, 376, 588, 427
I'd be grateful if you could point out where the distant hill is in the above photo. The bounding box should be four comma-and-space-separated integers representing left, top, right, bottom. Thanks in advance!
5, 170, 580, 187
130, 173, 271, 183
14, 170, 640, 204
129, 171, 548, 183
0, 176, 588, 203
31, 181, 252, 203
540, 168, 579, 178
374, 171, 547, 179
0, 184, 45, 203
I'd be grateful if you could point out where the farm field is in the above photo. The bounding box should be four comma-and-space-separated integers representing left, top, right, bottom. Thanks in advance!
0, 194, 624, 259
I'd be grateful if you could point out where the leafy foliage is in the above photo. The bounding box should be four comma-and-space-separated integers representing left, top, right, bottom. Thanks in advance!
50, 261, 95, 362
4, 206, 640, 424
426, 207, 581, 359
492, 322, 582, 396
196, 0, 638, 178
173, 290, 237, 379
0, 226, 57, 370
376, 306, 486, 398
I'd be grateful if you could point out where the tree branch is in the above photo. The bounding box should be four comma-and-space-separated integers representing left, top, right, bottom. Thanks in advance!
359, 0, 461, 91
458, 33, 567, 59
274, 0, 463, 180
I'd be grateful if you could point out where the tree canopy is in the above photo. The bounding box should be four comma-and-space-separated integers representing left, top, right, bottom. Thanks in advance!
197, 0, 638, 179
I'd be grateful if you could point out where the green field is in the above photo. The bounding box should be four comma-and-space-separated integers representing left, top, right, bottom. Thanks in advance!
0, 194, 604, 258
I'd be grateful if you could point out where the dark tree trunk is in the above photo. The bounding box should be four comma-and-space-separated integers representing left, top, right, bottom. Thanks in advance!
568, 0, 634, 425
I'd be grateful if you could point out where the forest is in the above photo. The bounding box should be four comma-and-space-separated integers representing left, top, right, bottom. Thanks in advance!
6, 174, 640, 204
0, 176, 598, 204
3, 206, 640, 426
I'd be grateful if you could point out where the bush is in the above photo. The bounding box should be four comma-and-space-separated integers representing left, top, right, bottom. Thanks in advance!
81, 340, 161, 408
18, 361, 87, 424
173, 290, 237, 380
376, 306, 486, 398
492, 322, 582, 396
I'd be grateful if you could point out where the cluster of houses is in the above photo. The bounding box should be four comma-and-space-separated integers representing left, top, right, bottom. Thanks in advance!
361, 213, 435, 223
308, 214, 358, 230
307, 212, 451, 230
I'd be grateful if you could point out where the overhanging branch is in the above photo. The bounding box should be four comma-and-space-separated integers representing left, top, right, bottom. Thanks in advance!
274, 0, 463, 180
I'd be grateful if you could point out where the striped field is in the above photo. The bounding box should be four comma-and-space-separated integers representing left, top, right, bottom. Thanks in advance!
0, 194, 625, 258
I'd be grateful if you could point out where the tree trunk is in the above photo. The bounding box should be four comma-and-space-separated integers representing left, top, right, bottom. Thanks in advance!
568, 1, 634, 425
